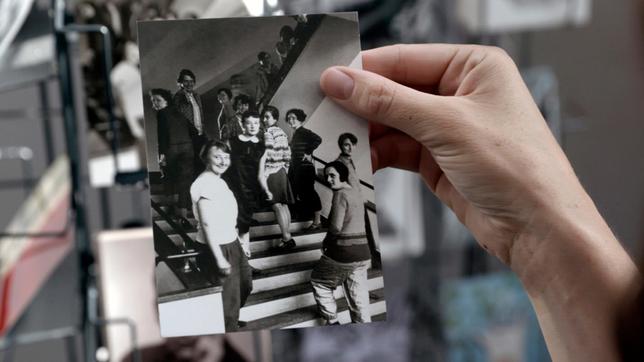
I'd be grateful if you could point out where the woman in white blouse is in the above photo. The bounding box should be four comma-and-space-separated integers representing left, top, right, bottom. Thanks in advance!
191, 140, 253, 332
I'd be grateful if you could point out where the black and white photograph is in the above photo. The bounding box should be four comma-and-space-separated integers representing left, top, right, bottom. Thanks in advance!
138, 13, 386, 336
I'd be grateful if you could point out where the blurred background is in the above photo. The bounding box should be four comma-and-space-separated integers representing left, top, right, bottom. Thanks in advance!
0, 0, 643, 361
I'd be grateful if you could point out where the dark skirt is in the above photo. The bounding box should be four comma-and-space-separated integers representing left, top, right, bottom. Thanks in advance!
164, 143, 194, 209
266, 168, 295, 205
289, 162, 322, 217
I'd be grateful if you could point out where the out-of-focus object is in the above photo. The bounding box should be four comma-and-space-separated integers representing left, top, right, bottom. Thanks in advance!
0, 1, 54, 92
373, 169, 426, 258
95, 228, 267, 361
174, 0, 251, 19
0, 156, 72, 335
0, 0, 35, 60
522, 66, 562, 142
454, 0, 592, 33
440, 272, 548, 362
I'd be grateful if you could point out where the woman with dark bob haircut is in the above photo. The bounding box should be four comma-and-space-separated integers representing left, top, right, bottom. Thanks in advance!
310, 160, 372, 325
335, 132, 360, 189
286, 108, 323, 231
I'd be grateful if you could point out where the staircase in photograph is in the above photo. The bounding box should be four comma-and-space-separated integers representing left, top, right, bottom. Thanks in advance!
150, 185, 386, 330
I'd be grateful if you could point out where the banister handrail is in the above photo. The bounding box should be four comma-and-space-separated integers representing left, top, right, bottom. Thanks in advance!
151, 199, 197, 250
260, 16, 325, 109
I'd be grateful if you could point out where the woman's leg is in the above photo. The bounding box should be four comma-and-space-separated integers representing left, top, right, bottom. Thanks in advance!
284, 203, 292, 230
272, 203, 292, 241
310, 255, 344, 324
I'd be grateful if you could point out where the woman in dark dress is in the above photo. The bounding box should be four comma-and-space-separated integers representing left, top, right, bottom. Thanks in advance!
286, 108, 322, 230
225, 110, 266, 256
150, 88, 194, 226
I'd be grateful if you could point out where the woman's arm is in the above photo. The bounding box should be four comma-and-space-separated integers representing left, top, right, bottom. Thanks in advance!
258, 151, 272, 200
305, 129, 322, 154
327, 192, 347, 235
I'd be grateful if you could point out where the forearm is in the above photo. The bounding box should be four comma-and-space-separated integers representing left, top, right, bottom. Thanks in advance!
210, 242, 227, 266
512, 190, 640, 361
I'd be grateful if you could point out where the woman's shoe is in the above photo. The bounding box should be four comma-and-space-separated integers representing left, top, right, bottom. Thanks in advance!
305, 223, 322, 232
179, 217, 192, 231
275, 238, 296, 250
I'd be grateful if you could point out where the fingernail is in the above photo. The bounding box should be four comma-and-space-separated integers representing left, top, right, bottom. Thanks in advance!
323, 68, 354, 100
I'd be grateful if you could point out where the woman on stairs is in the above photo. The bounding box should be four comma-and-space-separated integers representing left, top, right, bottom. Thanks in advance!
191, 140, 253, 332
259, 106, 296, 249
150, 88, 194, 229
225, 110, 266, 257
287, 108, 323, 231
310, 161, 371, 325
335, 132, 382, 268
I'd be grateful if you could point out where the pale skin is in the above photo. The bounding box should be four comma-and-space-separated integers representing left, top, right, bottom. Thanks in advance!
259, 110, 293, 243
179, 74, 195, 93
320, 44, 642, 361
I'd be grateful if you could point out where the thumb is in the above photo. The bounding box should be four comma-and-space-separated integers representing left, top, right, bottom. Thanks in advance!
320, 66, 450, 139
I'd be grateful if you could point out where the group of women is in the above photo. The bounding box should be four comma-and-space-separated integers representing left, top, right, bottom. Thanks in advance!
152, 87, 373, 329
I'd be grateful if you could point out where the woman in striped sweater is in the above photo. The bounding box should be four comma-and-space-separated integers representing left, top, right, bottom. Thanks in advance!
259, 106, 296, 249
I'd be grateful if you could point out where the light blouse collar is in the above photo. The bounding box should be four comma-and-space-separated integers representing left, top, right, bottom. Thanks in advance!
238, 134, 259, 143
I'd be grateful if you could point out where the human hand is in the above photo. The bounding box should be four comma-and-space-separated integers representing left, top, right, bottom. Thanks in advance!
265, 190, 273, 201
217, 257, 231, 276
242, 244, 251, 258
320, 44, 597, 278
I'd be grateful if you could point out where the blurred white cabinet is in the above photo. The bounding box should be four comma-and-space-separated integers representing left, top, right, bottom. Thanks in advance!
455, 0, 592, 33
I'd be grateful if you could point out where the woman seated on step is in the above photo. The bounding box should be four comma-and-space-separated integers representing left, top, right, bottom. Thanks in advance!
191, 140, 253, 332
259, 105, 296, 249
310, 161, 371, 325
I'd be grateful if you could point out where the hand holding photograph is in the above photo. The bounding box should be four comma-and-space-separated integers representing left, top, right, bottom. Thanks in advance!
138, 12, 387, 336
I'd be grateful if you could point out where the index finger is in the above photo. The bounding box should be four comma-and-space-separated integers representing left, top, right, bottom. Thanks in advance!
362, 44, 460, 87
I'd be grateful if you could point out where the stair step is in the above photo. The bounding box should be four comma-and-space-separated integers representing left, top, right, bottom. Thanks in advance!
285, 301, 388, 329
249, 267, 382, 301
240, 273, 384, 321
153, 209, 276, 223
249, 231, 324, 253
251, 261, 318, 294
240, 288, 386, 330
253, 211, 276, 223
154, 218, 313, 239
151, 195, 292, 224
165, 228, 325, 255
249, 220, 310, 238
248, 243, 323, 269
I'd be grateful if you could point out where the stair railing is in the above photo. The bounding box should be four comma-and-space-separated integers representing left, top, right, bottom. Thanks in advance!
258, 15, 325, 110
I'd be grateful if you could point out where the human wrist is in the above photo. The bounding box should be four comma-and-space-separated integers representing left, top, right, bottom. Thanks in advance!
509, 184, 616, 295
